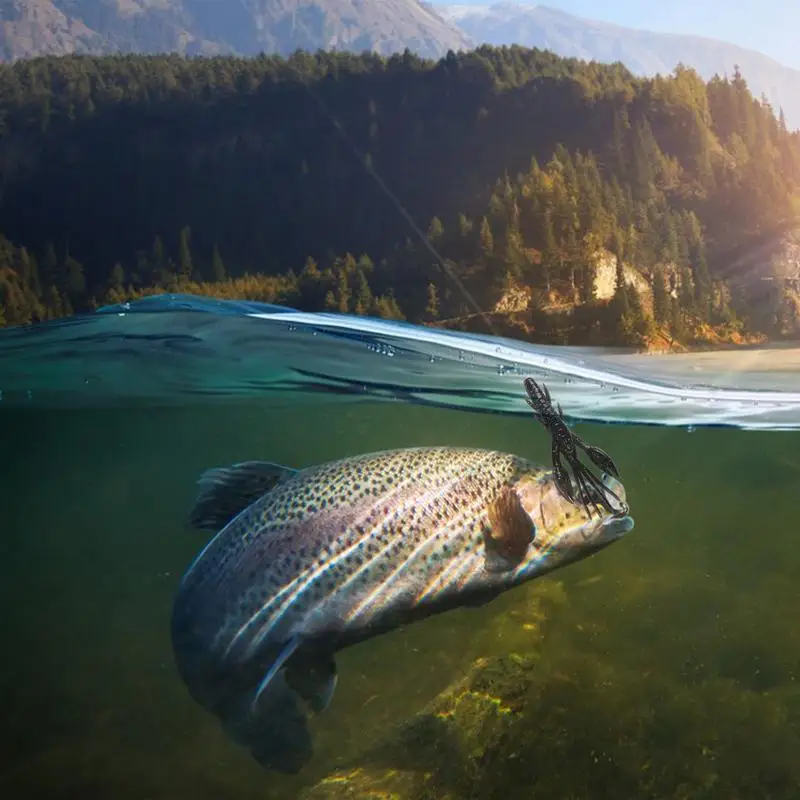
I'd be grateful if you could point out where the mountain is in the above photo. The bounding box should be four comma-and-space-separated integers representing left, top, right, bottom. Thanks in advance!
0, 0, 472, 61
439, 2, 800, 129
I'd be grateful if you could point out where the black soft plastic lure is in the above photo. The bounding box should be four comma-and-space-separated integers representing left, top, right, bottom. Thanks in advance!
524, 378, 628, 518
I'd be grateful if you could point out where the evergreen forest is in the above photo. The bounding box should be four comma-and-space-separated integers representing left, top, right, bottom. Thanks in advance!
0, 46, 799, 347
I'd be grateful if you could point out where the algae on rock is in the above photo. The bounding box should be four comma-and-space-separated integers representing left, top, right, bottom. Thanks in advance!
302, 568, 800, 800
301, 653, 540, 800
301, 582, 560, 800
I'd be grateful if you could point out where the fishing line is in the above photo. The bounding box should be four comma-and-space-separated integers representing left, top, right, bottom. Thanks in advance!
297, 68, 497, 334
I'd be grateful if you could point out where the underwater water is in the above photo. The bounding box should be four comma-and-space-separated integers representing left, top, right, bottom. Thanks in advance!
2, 295, 800, 799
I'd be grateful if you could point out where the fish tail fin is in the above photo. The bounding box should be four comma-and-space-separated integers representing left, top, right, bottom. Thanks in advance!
218, 672, 313, 774
188, 460, 298, 531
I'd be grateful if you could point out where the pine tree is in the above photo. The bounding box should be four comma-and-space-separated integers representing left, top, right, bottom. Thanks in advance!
679, 267, 696, 315
211, 245, 226, 282
64, 252, 86, 308
541, 210, 557, 291
336, 269, 351, 313
614, 250, 629, 317
652, 267, 670, 325
178, 226, 193, 280
611, 107, 630, 178
691, 239, 712, 321
670, 297, 685, 339
18, 247, 40, 296
354, 270, 372, 315
479, 216, 494, 255
109, 263, 126, 290
41, 242, 58, 290
631, 118, 656, 201
661, 213, 679, 264
43, 284, 63, 319
425, 282, 439, 320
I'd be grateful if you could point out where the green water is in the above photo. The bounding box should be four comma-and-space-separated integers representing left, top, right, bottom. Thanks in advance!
1, 401, 799, 799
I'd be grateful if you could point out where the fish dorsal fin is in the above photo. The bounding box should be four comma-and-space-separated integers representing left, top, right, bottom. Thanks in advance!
188, 460, 298, 531
484, 484, 534, 573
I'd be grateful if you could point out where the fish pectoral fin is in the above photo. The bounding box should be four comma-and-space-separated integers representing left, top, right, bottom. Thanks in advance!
483, 484, 534, 573
251, 635, 303, 713
285, 650, 338, 714
188, 460, 298, 531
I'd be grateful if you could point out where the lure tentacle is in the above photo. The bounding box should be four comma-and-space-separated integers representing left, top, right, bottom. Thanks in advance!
523, 377, 628, 518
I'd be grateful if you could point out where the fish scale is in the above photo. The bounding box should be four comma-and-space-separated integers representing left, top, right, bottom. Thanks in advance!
195, 448, 531, 660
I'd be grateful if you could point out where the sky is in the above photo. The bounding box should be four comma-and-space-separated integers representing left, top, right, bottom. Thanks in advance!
430, 1, 800, 70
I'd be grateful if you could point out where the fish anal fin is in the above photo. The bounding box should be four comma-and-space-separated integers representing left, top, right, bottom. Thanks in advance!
484, 484, 534, 573
285, 650, 338, 714
189, 460, 298, 531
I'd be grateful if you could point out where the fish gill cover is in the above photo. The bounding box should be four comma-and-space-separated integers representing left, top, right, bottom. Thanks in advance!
0, 293, 799, 429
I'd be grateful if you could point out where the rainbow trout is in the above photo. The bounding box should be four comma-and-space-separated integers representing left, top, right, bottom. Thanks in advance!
170, 380, 633, 773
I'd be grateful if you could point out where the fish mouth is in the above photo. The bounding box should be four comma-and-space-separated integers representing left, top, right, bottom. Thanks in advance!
601, 513, 634, 541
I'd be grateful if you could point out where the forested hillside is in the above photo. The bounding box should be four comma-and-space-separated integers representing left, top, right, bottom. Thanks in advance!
0, 46, 798, 346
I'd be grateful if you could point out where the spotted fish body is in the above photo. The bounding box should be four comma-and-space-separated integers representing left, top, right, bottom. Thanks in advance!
171, 446, 633, 772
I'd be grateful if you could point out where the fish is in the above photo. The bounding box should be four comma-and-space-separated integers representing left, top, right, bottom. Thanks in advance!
170, 381, 634, 774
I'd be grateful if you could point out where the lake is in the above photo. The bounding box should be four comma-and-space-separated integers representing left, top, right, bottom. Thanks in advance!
1, 295, 799, 799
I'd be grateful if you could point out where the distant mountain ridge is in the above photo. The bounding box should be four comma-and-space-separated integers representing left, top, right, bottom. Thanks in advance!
439, 2, 800, 128
0, 0, 472, 61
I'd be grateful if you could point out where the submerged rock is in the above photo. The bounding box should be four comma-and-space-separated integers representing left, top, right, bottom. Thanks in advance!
302, 565, 800, 800
301, 584, 557, 800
